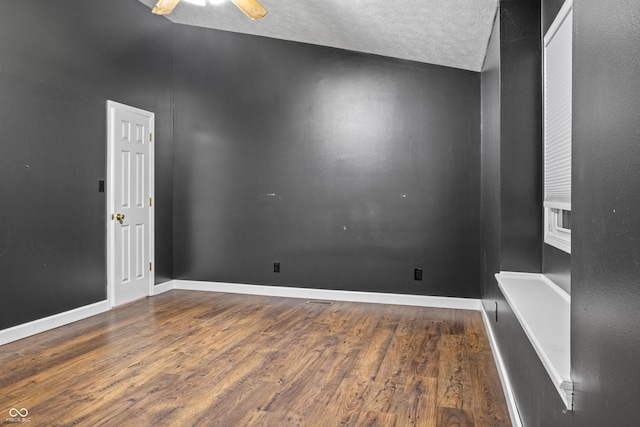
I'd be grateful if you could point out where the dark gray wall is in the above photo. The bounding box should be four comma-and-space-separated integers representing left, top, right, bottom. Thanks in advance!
483, 0, 640, 425
0, 0, 174, 330
481, 0, 543, 303
173, 26, 482, 297
571, 0, 640, 425
542, 0, 567, 33
481, 1, 570, 425
481, 0, 544, 283
480, 12, 501, 306
543, 244, 570, 293
499, 0, 543, 273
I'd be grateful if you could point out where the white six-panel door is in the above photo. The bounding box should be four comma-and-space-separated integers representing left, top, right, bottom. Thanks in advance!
107, 101, 154, 307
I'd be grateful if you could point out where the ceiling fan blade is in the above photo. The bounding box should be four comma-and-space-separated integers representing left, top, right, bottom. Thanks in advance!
152, 0, 181, 15
230, 0, 268, 20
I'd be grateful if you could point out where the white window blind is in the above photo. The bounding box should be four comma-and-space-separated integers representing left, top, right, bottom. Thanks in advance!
544, 1, 572, 210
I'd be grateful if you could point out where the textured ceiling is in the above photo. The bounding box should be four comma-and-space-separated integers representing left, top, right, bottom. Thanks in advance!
138, 0, 498, 72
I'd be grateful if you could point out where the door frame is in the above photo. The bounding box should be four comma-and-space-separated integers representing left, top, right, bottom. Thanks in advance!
106, 100, 155, 308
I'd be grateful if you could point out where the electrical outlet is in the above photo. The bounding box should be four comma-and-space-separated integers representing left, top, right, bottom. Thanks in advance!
273, 262, 280, 273
414, 268, 423, 281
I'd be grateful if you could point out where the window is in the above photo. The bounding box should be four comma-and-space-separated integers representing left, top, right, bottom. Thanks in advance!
545, 206, 571, 253
543, 0, 572, 254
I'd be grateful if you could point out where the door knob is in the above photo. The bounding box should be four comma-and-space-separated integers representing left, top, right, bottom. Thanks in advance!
116, 213, 125, 221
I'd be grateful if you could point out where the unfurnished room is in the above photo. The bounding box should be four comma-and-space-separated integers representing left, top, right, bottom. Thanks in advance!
1, 0, 639, 426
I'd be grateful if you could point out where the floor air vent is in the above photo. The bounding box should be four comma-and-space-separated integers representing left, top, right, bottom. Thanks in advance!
306, 300, 334, 306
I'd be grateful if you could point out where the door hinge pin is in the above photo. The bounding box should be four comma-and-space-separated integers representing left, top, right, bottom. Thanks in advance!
149, 197, 153, 207
149, 133, 153, 142
149, 262, 152, 271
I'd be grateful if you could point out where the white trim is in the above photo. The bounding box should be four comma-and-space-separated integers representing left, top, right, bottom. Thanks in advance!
172, 280, 481, 311
544, 206, 572, 254
544, 199, 571, 211
152, 280, 175, 295
481, 306, 523, 427
148, 113, 155, 300
0, 301, 110, 346
0, 281, 480, 347
495, 272, 573, 410
106, 100, 155, 308
106, 101, 115, 307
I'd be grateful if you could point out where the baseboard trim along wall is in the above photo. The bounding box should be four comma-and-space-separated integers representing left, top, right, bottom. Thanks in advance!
171, 280, 482, 311
0, 300, 110, 346
153, 280, 176, 295
481, 306, 523, 427
1, 280, 482, 346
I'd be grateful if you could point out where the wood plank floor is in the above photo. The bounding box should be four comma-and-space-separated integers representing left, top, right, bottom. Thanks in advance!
0, 291, 511, 426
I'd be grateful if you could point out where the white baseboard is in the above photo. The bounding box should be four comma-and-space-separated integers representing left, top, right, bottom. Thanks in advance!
0, 281, 480, 347
153, 280, 175, 295
172, 280, 481, 311
481, 305, 522, 427
0, 300, 110, 346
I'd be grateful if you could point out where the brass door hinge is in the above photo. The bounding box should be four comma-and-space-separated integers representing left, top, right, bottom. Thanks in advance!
149, 132, 153, 142
149, 262, 152, 271
149, 197, 153, 207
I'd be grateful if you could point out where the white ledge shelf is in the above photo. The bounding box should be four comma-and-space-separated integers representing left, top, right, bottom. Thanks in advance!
495, 272, 573, 409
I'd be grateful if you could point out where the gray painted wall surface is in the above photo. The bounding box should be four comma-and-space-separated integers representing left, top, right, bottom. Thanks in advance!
173, 27, 482, 297
480, 0, 543, 306
570, 0, 640, 425
542, 0, 567, 34
481, 1, 571, 425
498, 0, 543, 274
543, 244, 570, 294
480, 12, 501, 308
483, 0, 640, 425
0, 0, 174, 330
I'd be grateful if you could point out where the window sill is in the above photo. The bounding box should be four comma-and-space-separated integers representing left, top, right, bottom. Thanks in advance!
495, 272, 572, 409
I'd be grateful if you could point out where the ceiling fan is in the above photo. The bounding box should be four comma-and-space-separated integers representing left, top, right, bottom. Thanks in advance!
152, 0, 267, 20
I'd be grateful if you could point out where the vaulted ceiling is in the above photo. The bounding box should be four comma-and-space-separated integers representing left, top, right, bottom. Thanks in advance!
137, 0, 498, 72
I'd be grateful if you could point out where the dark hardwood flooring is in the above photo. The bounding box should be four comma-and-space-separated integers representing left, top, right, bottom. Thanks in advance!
0, 290, 511, 426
